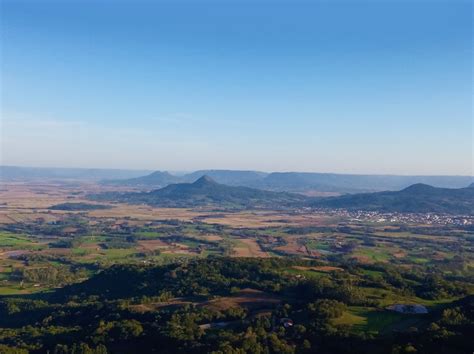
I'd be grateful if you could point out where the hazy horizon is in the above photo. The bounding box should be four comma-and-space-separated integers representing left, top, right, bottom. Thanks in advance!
1, 0, 473, 175
2, 164, 474, 178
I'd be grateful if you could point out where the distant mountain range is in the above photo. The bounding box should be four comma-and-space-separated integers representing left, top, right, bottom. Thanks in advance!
92, 176, 307, 209
102, 169, 474, 194
312, 183, 474, 215
92, 177, 474, 215
2, 166, 473, 196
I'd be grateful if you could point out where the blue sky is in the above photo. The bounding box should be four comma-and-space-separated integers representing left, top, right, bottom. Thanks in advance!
1, 0, 472, 175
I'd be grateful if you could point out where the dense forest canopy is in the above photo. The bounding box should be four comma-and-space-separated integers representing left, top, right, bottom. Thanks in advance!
0, 258, 473, 354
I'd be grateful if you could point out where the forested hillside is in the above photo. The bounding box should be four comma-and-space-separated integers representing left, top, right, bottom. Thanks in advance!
0, 258, 472, 354
92, 176, 307, 209
312, 184, 474, 215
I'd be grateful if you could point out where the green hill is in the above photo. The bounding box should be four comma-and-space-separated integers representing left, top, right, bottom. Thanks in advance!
49, 202, 111, 211
182, 170, 268, 185
312, 183, 474, 215
101, 171, 180, 187
92, 175, 307, 209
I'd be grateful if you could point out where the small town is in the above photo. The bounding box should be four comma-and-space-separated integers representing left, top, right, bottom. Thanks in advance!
309, 208, 474, 226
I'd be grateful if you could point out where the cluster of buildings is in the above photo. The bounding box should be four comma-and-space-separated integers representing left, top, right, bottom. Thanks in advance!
309, 208, 473, 226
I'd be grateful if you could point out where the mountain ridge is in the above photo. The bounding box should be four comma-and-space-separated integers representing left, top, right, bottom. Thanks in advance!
100, 169, 474, 194
312, 184, 474, 215
92, 175, 307, 209
91, 178, 474, 215
102, 171, 180, 187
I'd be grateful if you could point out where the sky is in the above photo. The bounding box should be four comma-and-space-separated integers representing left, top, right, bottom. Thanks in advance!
1, 0, 472, 175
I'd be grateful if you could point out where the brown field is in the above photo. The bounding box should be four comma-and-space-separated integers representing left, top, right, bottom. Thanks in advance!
129, 289, 280, 314
129, 298, 194, 313
199, 235, 223, 241
138, 240, 168, 251
0, 182, 112, 224
88, 205, 202, 222
0, 183, 339, 231
162, 246, 197, 255
0, 211, 64, 224
0, 183, 70, 209
202, 212, 291, 228
232, 239, 269, 258
0, 183, 203, 226
0, 249, 32, 260
292, 265, 344, 272
274, 237, 308, 256
203, 288, 281, 311
81, 242, 103, 251
0, 214, 16, 224
393, 251, 407, 259
202, 211, 336, 228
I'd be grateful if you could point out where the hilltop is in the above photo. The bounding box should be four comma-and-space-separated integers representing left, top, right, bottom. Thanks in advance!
312, 183, 474, 215
92, 175, 307, 209
102, 171, 180, 187
181, 170, 268, 185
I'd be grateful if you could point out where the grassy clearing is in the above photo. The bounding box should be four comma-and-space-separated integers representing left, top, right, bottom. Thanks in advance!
135, 231, 166, 238
361, 269, 384, 277
81, 235, 108, 243
72, 248, 90, 256
232, 239, 269, 257
174, 239, 202, 248
0, 232, 36, 248
332, 308, 366, 327
335, 306, 423, 335
0, 283, 50, 296
407, 256, 430, 264
354, 248, 392, 263
305, 239, 330, 251
284, 267, 328, 279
